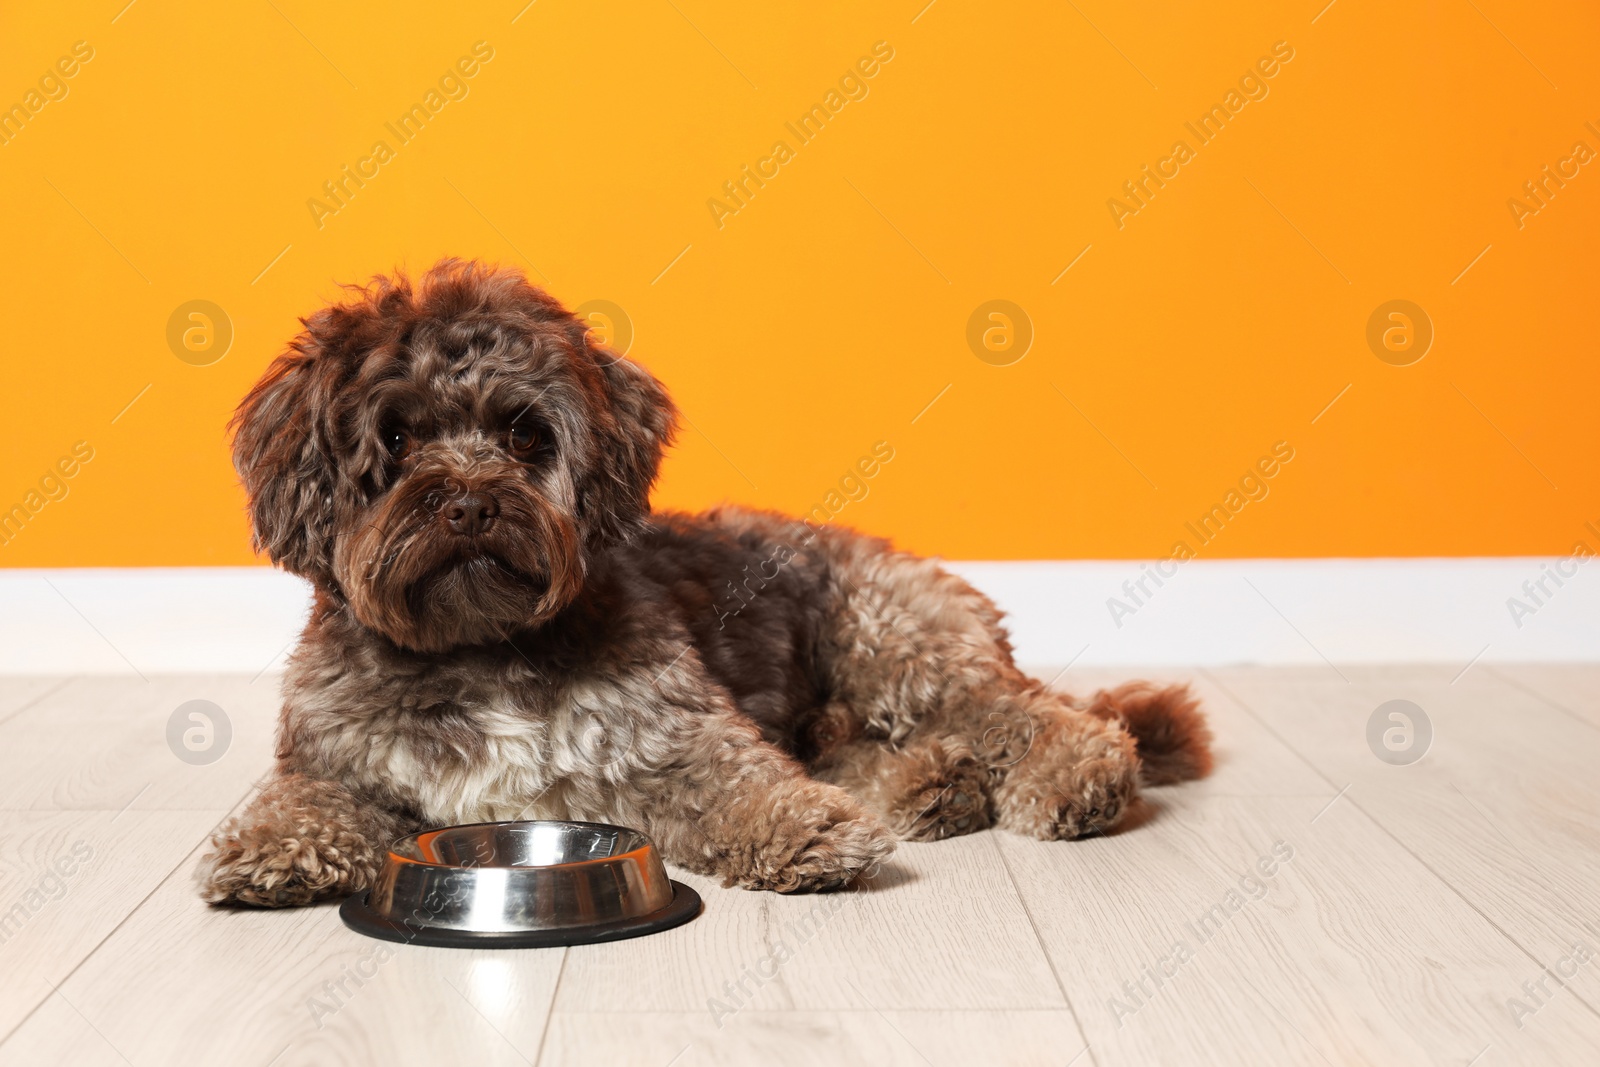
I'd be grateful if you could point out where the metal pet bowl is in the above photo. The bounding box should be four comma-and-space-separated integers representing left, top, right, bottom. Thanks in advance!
340, 820, 701, 948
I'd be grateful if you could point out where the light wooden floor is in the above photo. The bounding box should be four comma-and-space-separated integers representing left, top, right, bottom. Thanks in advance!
1, 665, 1598, 1066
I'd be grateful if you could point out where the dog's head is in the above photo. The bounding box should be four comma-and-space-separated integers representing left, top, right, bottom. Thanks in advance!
233, 260, 676, 652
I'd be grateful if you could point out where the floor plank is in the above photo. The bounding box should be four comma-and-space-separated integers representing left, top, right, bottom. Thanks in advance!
555, 835, 1069, 1014
0, 809, 231, 1039
1203, 665, 1600, 1060
0, 853, 565, 1067
1486, 663, 1600, 729
0, 675, 277, 811
0, 677, 71, 727
541, 1010, 1085, 1067
999, 795, 1600, 1067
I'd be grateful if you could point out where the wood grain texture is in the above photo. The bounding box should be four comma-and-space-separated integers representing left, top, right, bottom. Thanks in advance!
0, 678, 71, 727
0, 666, 1597, 1066
1487, 663, 1600, 728
0, 857, 566, 1067
555, 834, 1068, 1014
541, 1010, 1085, 1067
999, 793, 1600, 1066
1203, 665, 1600, 1062
0, 809, 231, 1039
0, 674, 278, 811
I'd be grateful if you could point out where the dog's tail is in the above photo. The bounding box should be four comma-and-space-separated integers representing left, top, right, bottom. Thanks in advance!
1080, 682, 1213, 785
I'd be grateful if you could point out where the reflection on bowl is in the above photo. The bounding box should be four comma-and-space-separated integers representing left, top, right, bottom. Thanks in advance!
341, 820, 700, 949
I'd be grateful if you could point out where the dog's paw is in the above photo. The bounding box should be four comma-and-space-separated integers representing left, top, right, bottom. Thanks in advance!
995, 721, 1140, 840
729, 785, 896, 893
1038, 757, 1135, 839
890, 749, 994, 842
902, 781, 991, 842
197, 820, 378, 907
772, 813, 897, 892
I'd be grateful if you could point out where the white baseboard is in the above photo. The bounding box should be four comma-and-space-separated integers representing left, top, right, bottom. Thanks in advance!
944, 558, 1598, 668
0, 559, 1593, 675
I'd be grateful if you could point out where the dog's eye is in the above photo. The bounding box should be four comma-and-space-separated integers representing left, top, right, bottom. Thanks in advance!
382, 427, 413, 460
507, 423, 539, 457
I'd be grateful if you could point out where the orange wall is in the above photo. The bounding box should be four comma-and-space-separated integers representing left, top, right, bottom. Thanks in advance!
1, 1, 1595, 566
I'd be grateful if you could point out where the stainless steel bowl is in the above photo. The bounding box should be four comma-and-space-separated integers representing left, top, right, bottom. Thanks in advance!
340, 820, 700, 948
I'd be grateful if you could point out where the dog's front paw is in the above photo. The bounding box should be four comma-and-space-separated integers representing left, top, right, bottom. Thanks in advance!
198, 819, 381, 907
730, 784, 896, 892
768, 813, 896, 892
195, 773, 406, 907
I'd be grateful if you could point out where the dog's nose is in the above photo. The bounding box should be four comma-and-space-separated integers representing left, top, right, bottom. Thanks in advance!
443, 491, 499, 536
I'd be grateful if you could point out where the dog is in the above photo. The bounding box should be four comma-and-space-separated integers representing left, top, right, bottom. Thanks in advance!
197, 259, 1212, 906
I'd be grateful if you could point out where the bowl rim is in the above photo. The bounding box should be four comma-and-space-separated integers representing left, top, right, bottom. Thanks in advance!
384, 818, 660, 872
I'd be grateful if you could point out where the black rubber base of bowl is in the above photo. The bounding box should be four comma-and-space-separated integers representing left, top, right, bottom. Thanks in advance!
339, 881, 702, 949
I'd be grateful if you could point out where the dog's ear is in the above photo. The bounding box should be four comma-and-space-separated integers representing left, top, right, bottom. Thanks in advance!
580, 344, 678, 544
231, 308, 349, 584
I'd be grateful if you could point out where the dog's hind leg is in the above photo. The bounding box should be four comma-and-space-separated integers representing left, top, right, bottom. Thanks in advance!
985, 682, 1142, 839
811, 530, 1211, 841
1074, 681, 1214, 785
807, 533, 1037, 837
818, 669, 1147, 841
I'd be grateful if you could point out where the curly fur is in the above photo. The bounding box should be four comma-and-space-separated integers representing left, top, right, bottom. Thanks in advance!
197, 259, 1213, 906
1080, 682, 1214, 785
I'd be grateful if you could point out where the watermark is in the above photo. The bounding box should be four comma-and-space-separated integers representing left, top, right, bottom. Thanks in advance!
1108, 840, 1296, 1027
0, 840, 95, 944
0, 40, 94, 148
707, 41, 895, 230
1365, 299, 1432, 366
1107, 441, 1295, 627
1506, 936, 1595, 1029
1365, 699, 1430, 766
707, 887, 862, 1027
166, 699, 232, 765
714, 538, 802, 630
573, 299, 634, 360
1507, 123, 1598, 230
569, 703, 636, 769
713, 441, 895, 629
300, 846, 498, 1031
307, 41, 495, 229
798, 441, 895, 533
166, 300, 233, 366
1506, 523, 1597, 629
966, 300, 1032, 366
1107, 41, 1295, 229
306, 941, 397, 1028
0, 440, 95, 549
